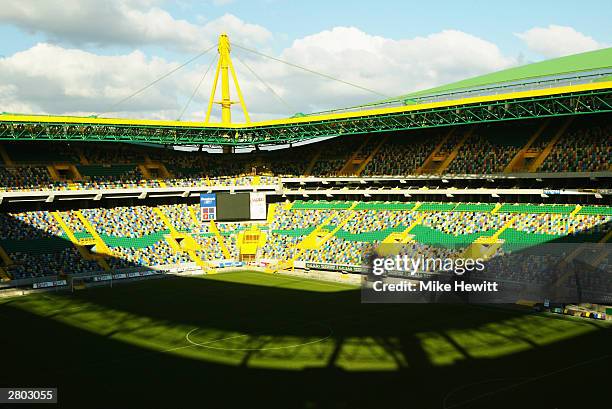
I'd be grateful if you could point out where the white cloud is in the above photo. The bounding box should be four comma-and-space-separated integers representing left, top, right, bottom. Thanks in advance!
0, 43, 185, 116
0, 0, 271, 52
0, 26, 517, 121
233, 27, 516, 113
516, 25, 607, 58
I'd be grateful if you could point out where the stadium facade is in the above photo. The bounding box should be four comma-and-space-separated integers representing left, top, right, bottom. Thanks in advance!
0, 36, 609, 303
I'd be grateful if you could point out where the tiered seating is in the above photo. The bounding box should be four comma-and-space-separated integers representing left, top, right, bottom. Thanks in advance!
498, 203, 574, 214
261, 234, 301, 261
263, 201, 611, 266
309, 136, 363, 176
291, 201, 353, 210
194, 236, 224, 261
300, 237, 374, 265
61, 211, 89, 236
262, 147, 313, 176
511, 213, 610, 236
446, 134, 519, 174
188, 204, 211, 234
216, 222, 243, 258
77, 164, 158, 189
10, 248, 100, 279
362, 134, 441, 176
540, 125, 612, 172
270, 207, 336, 230
0, 211, 62, 239
0, 119, 610, 193
110, 241, 190, 267
0, 201, 610, 279
159, 204, 193, 231
82, 144, 143, 164
419, 203, 457, 211
343, 210, 416, 234
4, 142, 78, 164
224, 234, 239, 259
0, 166, 62, 192
421, 212, 509, 236
82, 206, 166, 238
578, 206, 612, 216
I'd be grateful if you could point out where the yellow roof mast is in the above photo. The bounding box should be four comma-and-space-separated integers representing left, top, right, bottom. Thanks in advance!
205, 33, 250, 125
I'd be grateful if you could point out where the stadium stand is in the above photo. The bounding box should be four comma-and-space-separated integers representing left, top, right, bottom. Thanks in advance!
0, 117, 610, 194
81, 206, 167, 238
540, 124, 612, 172
361, 133, 441, 176
0, 192, 610, 282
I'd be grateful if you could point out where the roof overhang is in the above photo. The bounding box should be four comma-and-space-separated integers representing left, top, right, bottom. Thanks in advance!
1, 81, 611, 146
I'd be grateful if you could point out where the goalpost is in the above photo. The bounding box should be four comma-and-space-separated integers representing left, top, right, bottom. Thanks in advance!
70, 273, 114, 292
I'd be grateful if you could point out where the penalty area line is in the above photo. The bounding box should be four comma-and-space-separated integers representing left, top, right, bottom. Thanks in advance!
184, 323, 333, 351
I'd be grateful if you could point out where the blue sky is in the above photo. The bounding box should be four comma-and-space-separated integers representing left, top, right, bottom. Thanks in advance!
181, 0, 611, 56
2, 0, 610, 59
0, 0, 609, 120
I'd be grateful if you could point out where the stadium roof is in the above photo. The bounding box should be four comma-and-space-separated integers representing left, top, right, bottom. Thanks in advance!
385, 47, 612, 101
310, 47, 612, 115
1, 48, 612, 146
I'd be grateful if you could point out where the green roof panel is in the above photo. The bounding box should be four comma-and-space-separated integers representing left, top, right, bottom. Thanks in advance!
383, 47, 612, 102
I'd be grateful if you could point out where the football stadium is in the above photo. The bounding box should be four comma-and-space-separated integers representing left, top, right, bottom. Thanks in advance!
0, 3, 611, 408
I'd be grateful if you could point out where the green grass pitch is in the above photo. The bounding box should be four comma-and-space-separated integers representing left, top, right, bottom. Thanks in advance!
0, 270, 610, 408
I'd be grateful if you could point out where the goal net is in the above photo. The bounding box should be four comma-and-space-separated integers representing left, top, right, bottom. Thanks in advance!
70, 273, 114, 292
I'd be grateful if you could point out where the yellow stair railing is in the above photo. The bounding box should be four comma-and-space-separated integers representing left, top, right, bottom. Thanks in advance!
490, 203, 503, 214
382, 213, 425, 245
461, 216, 516, 261
417, 128, 455, 174
504, 119, 549, 172
291, 202, 359, 261
210, 220, 232, 259
0, 267, 11, 282
52, 211, 110, 271
74, 211, 113, 256
491, 215, 517, 241
0, 244, 13, 281
187, 249, 216, 273
189, 206, 200, 227
152, 208, 179, 235
0, 244, 13, 267
528, 117, 574, 172
76, 147, 89, 164
267, 203, 278, 225
436, 127, 474, 174
591, 230, 612, 266
153, 207, 216, 272
0, 145, 14, 166
569, 205, 583, 218
551, 227, 612, 291
304, 144, 325, 176
355, 135, 389, 176
46, 165, 61, 182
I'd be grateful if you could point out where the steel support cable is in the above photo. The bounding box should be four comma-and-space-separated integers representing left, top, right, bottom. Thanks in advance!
177, 54, 218, 121
232, 43, 390, 99
95, 44, 216, 117
233, 52, 295, 113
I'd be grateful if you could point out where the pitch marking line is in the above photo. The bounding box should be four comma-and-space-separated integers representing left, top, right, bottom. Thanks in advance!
443, 354, 611, 409
184, 322, 333, 351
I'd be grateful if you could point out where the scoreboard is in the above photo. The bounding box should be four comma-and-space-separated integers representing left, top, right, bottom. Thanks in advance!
200, 192, 266, 221
199, 193, 217, 221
